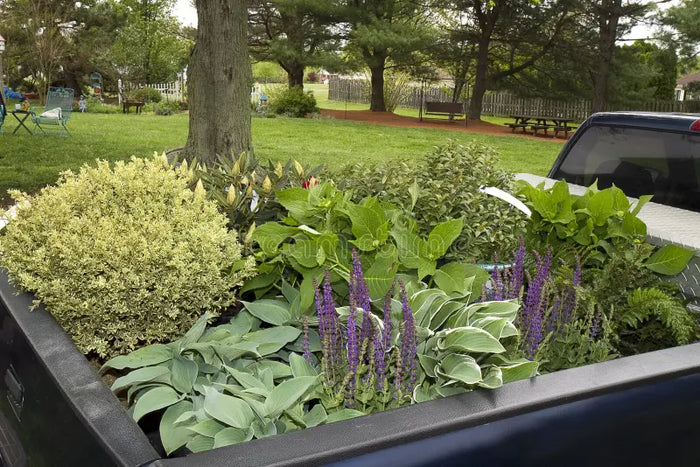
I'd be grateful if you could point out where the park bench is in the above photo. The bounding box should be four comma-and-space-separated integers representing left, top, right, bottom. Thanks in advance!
122, 99, 144, 114
420, 101, 467, 126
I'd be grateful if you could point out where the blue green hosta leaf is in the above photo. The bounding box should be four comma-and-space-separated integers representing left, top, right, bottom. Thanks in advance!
186, 435, 215, 453
213, 427, 255, 448
435, 385, 468, 398
223, 365, 268, 392
210, 342, 261, 361
252, 420, 278, 438
253, 360, 293, 380
264, 376, 320, 419
187, 419, 226, 438
242, 300, 292, 326
243, 326, 302, 355
326, 409, 366, 423
203, 387, 255, 429
110, 365, 170, 392
160, 401, 195, 455
304, 404, 328, 428
132, 386, 181, 422
251, 223, 299, 256
102, 344, 173, 371
436, 354, 482, 385
426, 218, 463, 259
289, 353, 318, 377
171, 355, 199, 394
180, 312, 215, 347
646, 244, 697, 275
477, 366, 503, 389
438, 327, 506, 354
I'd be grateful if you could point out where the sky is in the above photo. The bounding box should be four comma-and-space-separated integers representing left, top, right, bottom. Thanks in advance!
174, 0, 196, 27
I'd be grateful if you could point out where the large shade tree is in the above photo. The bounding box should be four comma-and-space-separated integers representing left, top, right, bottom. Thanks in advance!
184, 0, 252, 164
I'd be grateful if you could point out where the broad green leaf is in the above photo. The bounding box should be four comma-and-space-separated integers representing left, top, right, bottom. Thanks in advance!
203, 387, 255, 429
240, 272, 278, 295
345, 201, 389, 252
102, 344, 173, 371
430, 300, 466, 331
187, 419, 226, 437
160, 401, 195, 455
289, 353, 318, 377
186, 435, 215, 453
630, 194, 653, 216
242, 300, 292, 326
171, 355, 199, 394
500, 360, 539, 383
213, 427, 254, 448
477, 366, 503, 389
418, 354, 439, 378
646, 244, 697, 275
224, 365, 268, 392
467, 300, 520, 322
133, 386, 181, 422
326, 409, 366, 423
427, 218, 463, 259
111, 365, 170, 392
264, 376, 319, 419
211, 341, 260, 361
277, 187, 310, 221
438, 327, 506, 354
437, 353, 482, 385
244, 326, 302, 355
286, 239, 321, 269
621, 211, 646, 238
392, 228, 432, 277
433, 262, 485, 297
588, 189, 615, 226
410, 289, 446, 327
364, 244, 399, 300
181, 312, 214, 347
251, 223, 299, 256
303, 404, 328, 428
254, 360, 293, 379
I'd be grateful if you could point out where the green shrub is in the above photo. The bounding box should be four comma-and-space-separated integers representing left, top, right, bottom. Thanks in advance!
0, 155, 255, 359
269, 87, 319, 117
129, 87, 162, 103
337, 141, 526, 261
154, 101, 181, 115
84, 99, 122, 114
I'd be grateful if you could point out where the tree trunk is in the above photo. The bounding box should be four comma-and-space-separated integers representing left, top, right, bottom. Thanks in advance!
284, 62, 305, 88
368, 57, 386, 112
468, 36, 491, 120
185, 0, 252, 166
591, 2, 620, 113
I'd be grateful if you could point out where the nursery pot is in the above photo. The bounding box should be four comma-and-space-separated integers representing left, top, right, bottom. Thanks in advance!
1, 269, 700, 466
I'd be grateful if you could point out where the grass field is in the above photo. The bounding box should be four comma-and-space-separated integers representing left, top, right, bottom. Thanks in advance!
0, 87, 563, 202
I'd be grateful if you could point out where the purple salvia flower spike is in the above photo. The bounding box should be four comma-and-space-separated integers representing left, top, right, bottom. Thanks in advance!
345, 298, 359, 406
508, 237, 526, 300
302, 315, 312, 364
313, 277, 325, 340
398, 280, 417, 393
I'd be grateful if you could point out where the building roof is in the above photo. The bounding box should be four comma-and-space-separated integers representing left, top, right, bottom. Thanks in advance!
677, 71, 700, 86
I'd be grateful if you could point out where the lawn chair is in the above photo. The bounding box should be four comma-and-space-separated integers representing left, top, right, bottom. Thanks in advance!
32, 87, 74, 136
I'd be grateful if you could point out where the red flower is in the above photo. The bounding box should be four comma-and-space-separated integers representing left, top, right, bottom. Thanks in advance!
302, 176, 319, 189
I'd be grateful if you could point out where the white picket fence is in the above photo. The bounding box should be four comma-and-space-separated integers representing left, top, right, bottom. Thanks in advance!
122, 81, 186, 102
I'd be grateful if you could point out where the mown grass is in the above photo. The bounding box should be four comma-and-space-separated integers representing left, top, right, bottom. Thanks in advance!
1, 90, 563, 202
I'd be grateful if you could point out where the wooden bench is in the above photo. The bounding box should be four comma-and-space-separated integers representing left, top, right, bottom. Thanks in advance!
122, 100, 144, 114
505, 122, 529, 133
531, 124, 558, 137
420, 101, 467, 126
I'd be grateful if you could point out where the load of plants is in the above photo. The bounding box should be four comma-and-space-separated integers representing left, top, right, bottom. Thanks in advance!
0, 142, 696, 457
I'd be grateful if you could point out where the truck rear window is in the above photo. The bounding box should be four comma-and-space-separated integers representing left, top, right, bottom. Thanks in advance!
553, 125, 700, 212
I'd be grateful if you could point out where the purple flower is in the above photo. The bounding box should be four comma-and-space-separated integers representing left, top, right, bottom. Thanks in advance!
521, 249, 552, 359
399, 280, 417, 393
345, 300, 359, 406
561, 256, 582, 324
545, 296, 562, 335
323, 270, 341, 367
374, 288, 393, 391
508, 237, 526, 299
302, 315, 312, 363
314, 278, 325, 340
589, 313, 600, 341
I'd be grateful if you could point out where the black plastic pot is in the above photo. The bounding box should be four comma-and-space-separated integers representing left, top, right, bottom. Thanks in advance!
2, 269, 700, 467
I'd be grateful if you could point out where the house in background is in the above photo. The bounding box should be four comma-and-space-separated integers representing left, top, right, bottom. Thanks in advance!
675, 71, 700, 101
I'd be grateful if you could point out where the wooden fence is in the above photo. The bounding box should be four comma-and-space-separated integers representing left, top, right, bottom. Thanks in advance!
328, 77, 700, 120
122, 81, 186, 102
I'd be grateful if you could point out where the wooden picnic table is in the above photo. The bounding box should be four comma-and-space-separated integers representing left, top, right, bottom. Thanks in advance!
505, 115, 576, 138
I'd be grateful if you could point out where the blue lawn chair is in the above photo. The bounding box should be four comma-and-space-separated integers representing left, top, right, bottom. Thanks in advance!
32, 87, 74, 136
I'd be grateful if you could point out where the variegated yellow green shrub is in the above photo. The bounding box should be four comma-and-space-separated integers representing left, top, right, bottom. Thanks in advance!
0, 155, 255, 359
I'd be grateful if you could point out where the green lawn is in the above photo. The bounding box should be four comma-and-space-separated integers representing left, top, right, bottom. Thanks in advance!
0, 94, 562, 203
